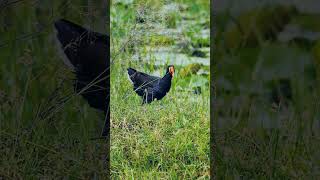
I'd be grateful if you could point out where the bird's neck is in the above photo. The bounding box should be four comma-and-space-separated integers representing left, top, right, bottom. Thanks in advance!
158, 73, 172, 91
162, 73, 172, 81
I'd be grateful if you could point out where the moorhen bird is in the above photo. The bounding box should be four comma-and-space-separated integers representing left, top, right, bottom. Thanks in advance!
54, 19, 109, 137
127, 65, 174, 104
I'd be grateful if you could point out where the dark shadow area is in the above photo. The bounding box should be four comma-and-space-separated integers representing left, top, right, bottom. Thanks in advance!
212, 0, 320, 178
0, 0, 109, 178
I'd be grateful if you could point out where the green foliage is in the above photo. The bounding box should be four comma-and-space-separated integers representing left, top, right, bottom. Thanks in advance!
223, 5, 298, 49
165, 12, 179, 28
291, 14, 320, 32
149, 35, 175, 46
179, 63, 203, 77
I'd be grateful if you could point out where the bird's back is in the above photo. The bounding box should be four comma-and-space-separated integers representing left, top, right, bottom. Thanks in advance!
127, 68, 160, 94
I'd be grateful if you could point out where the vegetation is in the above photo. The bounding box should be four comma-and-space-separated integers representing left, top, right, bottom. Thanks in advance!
214, 4, 320, 179
111, 0, 210, 178
0, 0, 209, 179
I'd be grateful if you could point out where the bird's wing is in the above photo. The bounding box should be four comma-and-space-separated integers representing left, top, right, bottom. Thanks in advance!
127, 68, 161, 89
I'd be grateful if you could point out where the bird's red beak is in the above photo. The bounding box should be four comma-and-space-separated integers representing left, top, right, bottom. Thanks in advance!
169, 66, 174, 77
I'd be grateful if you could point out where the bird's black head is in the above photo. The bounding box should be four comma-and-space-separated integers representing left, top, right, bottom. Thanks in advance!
166, 65, 175, 77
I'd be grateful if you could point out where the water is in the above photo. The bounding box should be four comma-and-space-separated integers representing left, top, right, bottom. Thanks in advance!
132, 46, 210, 66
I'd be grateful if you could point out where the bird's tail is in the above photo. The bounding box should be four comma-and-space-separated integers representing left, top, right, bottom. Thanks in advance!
127, 68, 137, 76
54, 19, 87, 47
127, 68, 137, 84
54, 19, 89, 69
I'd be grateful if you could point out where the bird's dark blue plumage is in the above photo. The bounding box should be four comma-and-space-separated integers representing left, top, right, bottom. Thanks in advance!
127, 65, 174, 104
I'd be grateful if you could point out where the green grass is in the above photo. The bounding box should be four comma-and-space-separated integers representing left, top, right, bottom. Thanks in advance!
110, 63, 210, 178
110, 0, 210, 178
